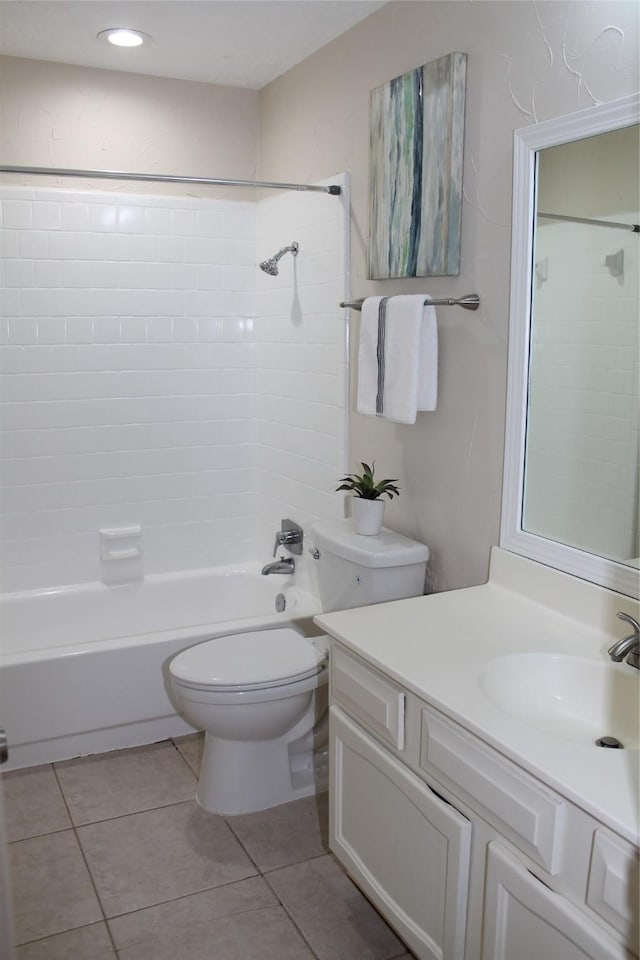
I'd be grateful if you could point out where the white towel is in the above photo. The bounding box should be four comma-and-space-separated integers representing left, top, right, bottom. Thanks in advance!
356, 294, 438, 424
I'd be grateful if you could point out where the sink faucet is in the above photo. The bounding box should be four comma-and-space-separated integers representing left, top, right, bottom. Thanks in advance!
261, 556, 295, 576
608, 612, 640, 669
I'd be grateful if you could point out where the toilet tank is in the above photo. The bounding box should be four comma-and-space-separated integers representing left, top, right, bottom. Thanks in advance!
310, 519, 429, 613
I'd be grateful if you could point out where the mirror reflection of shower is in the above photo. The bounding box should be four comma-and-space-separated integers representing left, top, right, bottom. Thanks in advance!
259, 241, 299, 276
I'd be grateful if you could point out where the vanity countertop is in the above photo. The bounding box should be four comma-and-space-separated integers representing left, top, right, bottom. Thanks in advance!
315, 547, 640, 846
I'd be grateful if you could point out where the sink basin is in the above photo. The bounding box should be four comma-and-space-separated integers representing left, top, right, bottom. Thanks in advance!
479, 653, 639, 748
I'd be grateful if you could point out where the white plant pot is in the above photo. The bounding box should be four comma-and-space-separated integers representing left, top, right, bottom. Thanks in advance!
352, 498, 385, 536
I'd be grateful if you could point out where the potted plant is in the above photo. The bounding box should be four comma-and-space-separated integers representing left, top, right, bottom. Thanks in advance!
336, 462, 400, 535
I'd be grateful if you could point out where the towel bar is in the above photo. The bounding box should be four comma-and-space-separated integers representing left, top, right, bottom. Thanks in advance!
340, 294, 480, 311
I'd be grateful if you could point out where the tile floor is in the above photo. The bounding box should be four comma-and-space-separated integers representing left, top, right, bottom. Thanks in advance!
3, 734, 415, 959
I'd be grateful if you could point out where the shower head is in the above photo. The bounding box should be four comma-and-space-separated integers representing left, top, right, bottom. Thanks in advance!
259, 241, 299, 276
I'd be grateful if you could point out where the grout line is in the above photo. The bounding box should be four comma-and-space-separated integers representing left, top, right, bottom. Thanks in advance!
51, 763, 120, 957
13, 920, 115, 954
48, 796, 201, 831
260, 868, 324, 960
103, 874, 268, 923
10, 749, 399, 959
169, 733, 203, 779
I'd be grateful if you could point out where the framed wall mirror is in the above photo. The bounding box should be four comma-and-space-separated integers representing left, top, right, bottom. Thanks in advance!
501, 93, 639, 599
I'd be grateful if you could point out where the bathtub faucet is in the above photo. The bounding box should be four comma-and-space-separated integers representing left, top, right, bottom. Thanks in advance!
261, 556, 295, 576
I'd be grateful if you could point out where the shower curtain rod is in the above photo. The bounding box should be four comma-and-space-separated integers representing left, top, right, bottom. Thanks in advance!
538, 211, 639, 233
0, 164, 342, 195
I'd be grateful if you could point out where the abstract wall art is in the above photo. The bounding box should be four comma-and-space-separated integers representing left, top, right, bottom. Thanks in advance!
369, 52, 467, 279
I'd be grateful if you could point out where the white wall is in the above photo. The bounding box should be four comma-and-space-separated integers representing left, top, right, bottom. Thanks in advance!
1, 3, 638, 594
0, 59, 348, 594
255, 175, 350, 556
0, 55, 259, 195
0, 186, 259, 590
258, 0, 640, 590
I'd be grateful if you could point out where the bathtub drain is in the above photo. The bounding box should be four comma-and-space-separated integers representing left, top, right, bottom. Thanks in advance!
595, 736, 624, 749
275, 593, 286, 613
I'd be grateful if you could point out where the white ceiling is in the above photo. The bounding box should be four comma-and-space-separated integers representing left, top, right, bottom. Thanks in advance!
0, 0, 386, 89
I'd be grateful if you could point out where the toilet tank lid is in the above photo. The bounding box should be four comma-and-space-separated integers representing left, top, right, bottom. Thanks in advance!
311, 519, 429, 568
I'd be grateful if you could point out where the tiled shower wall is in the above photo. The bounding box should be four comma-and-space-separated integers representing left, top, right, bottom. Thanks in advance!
0, 182, 347, 593
525, 217, 639, 562
255, 175, 349, 560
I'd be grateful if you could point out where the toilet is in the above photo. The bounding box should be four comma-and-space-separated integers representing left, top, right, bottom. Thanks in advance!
169, 518, 428, 815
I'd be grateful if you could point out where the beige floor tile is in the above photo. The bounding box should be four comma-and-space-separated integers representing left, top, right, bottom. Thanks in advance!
172, 732, 204, 776
9, 831, 103, 945
16, 922, 116, 960
2, 765, 71, 841
266, 854, 405, 960
77, 800, 257, 917
54, 741, 197, 825
226, 792, 329, 871
110, 876, 314, 959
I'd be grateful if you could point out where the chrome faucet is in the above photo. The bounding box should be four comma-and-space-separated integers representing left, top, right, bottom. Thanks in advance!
261, 556, 295, 576
273, 519, 303, 557
608, 612, 640, 669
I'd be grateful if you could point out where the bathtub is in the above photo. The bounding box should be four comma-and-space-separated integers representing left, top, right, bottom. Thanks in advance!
0, 565, 321, 770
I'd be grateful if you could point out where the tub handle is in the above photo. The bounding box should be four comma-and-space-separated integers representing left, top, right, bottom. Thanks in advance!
0, 730, 8, 765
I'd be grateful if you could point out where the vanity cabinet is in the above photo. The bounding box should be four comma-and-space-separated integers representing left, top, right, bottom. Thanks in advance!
483, 841, 630, 960
329, 642, 639, 960
331, 706, 471, 960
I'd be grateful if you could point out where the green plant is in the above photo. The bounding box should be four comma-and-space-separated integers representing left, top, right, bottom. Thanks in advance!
336, 462, 400, 501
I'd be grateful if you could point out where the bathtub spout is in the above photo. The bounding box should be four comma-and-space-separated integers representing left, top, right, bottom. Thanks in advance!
261, 557, 295, 575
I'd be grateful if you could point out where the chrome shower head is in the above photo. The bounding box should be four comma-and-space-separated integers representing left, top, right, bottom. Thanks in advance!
259, 241, 299, 276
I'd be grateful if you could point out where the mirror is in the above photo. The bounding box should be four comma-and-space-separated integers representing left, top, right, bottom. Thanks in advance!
501, 94, 640, 599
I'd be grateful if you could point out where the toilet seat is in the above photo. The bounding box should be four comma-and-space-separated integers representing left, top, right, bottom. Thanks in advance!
170, 628, 327, 693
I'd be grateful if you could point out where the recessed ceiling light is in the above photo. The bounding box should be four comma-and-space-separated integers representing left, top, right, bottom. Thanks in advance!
97, 28, 150, 48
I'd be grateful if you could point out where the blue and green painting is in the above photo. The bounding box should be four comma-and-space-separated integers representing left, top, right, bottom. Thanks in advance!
369, 52, 466, 279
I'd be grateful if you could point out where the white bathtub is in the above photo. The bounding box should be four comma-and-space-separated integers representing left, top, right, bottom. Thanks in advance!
0, 565, 321, 770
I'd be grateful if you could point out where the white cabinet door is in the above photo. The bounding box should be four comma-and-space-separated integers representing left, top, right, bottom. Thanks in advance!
330, 706, 471, 960
483, 841, 630, 960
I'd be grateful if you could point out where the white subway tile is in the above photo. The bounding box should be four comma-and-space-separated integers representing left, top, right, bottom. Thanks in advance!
60, 202, 90, 231
0, 228, 19, 258
221, 316, 255, 340
0, 346, 23, 374
196, 209, 222, 237
172, 209, 198, 237
117, 317, 147, 343
171, 316, 199, 342
33, 202, 62, 231
92, 317, 122, 342
171, 263, 198, 290
89, 204, 118, 232
117, 205, 146, 233
35, 318, 67, 344
2, 200, 33, 229
185, 237, 211, 262
0, 289, 21, 315
155, 236, 186, 266
3, 259, 35, 287
18, 230, 48, 259
146, 207, 173, 234
7, 317, 39, 345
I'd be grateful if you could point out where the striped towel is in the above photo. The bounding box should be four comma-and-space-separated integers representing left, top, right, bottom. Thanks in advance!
356, 294, 438, 424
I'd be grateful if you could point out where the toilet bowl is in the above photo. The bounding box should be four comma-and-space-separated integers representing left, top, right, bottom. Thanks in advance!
170, 628, 328, 815
169, 518, 429, 816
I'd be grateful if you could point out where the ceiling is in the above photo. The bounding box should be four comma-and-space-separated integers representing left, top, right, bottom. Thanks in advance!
0, 0, 386, 89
